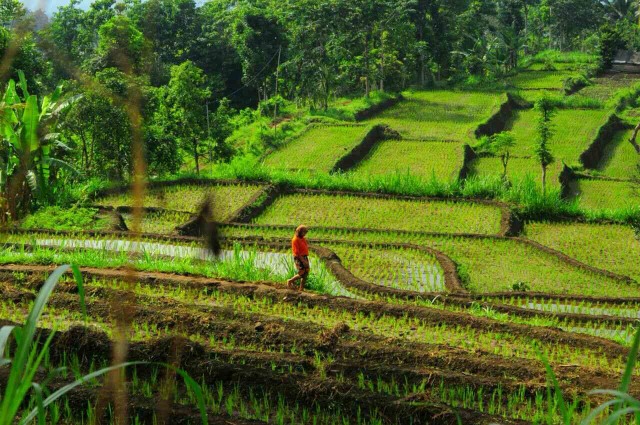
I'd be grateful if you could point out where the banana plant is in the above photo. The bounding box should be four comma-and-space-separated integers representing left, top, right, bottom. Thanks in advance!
0, 71, 79, 216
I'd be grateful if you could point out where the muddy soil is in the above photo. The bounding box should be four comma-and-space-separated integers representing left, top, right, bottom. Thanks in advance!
2, 270, 636, 399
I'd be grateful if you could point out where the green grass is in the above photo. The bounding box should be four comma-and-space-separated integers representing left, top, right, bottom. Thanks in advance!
596, 129, 639, 180
568, 179, 640, 213
263, 125, 369, 172
525, 221, 640, 282
506, 108, 610, 163
506, 71, 580, 90
20, 207, 113, 231
469, 157, 564, 188
352, 140, 463, 181
252, 193, 503, 235
96, 184, 265, 221
368, 90, 505, 142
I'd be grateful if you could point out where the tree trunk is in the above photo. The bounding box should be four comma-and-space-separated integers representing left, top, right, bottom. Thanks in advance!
194, 140, 200, 175
541, 165, 547, 195
502, 153, 509, 178
364, 35, 370, 98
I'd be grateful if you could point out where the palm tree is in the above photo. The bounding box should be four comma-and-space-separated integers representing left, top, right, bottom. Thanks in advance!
600, 0, 639, 21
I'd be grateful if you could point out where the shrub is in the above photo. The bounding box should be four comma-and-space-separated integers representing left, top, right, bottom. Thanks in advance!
20, 207, 102, 231
563, 75, 591, 95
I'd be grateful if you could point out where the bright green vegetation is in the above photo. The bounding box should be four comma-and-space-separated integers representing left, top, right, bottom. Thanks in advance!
121, 210, 193, 234
576, 74, 640, 101
525, 222, 640, 281
596, 129, 639, 179
469, 157, 564, 187
1, 275, 628, 375
327, 243, 446, 292
506, 108, 610, 163
221, 224, 640, 297
494, 296, 640, 319
4, 266, 633, 425
352, 140, 463, 181
311, 91, 395, 121
263, 125, 369, 172
253, 193, 503, 235
568, 179, 640, 212
19, 207, 113, 231
368, 91, 504, 142
97, 184, 265, 220
506, 71, 579, 90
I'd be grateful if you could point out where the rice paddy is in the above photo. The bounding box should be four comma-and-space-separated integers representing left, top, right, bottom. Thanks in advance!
9, 71, 640, 424
568, 178, 640, 212
96, 183, 266, 220
367, 90, 505, 142
352, 140, 463, 181
595, 129, 639, 180
252, 193, 504, 234
263, 125, 370, 172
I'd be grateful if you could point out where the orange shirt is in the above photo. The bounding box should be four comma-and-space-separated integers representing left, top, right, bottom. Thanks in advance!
292, 235, 309, 257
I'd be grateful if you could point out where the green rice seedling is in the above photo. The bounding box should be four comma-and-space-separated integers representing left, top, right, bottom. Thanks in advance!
504, 108, 610, 163
327, 243, 446, 292
1, 276, 628, 379
582, 327, 640, 424
0, 239, 343, 296
97, 184, 265, 221
221, 224, 639, 297
0, 266, 204, 425
576, 74, 640, 102
506, 71, 581, 90
469, 157, 564, 189
263, 125, 370, 172
121, 210, 193, 234
367, 90, 505, 142
525, 221, 640, 281
352, 140, 464, 181
252, 193, 503, 234
568, 179, 640, 214
593, 129, 639, 180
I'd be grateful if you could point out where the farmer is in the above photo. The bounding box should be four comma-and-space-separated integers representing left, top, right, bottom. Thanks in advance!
287, 224, 310, 291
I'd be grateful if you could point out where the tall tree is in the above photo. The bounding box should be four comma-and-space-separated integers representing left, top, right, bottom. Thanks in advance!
535, 97, 556, 194
157, 60, 210, 174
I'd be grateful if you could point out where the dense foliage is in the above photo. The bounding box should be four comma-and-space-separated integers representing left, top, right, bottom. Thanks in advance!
0, 0, 638, 218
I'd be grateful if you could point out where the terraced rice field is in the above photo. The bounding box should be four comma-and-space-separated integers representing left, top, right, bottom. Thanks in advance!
263, 125, 369, 172
252, 193, 504, 234
596, 129, 639, 179
97, 183, 266, 220
507, 70, 579, 90
506, 108, 610, 163
121, 210, 193, 234
575, 73, 640, 101
352, 140, 463, 181
368, 90, 504, 141
220, 224, 640, 297
327, 243, 446, 292
9, 74, 640, 424
469, 156, 564, 187
568, 179, 640, 211
525, 221, 640, 281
